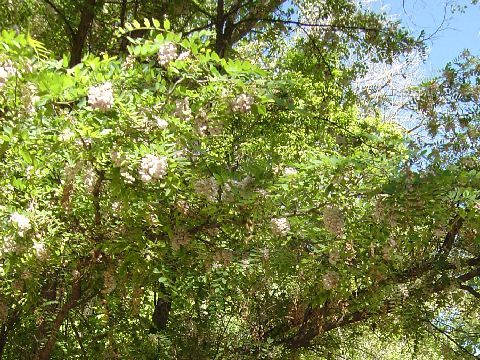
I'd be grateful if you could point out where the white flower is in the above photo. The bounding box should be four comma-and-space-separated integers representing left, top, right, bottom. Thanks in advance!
322, 270, 339, 290
33, 242, 48, 260
10, 212, 31, 236
111, 149, 126, 167
174, 98, 191, 120
103, 269, 116, 294
323, 206, 344, 237
194, 177, 218, 201
270, 217, 290, 237
194, 116, 208, 136
0, 67, 8, 88
177, 50, 190, 61
157, 42, 177, 66
122, 55, 135, 70
121, 170, 135, 184
59, 128, 75, 142
83, 165, 97, 193
328, 248, 340, 265
0, 236, 18, 256
156, 118, 168, 129
283, 167, 297, 176
0, 59, 17, 88
139, 154, 168, 183
88, 81, 114, 111
175, 199, 189, 216
231, 93, 254, 113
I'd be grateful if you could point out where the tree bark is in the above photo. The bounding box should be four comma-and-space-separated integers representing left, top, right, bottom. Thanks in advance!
70, 0, 97, 67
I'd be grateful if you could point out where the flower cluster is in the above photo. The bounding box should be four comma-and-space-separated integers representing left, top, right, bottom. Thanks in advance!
0, 302, 8, 323
270, 217, 290, 237
33, 242, 49, 260
283, 167, 297, 176
194, 177, 218, 201
328, 248, 340, 265
231, 93, 254, 113
175, 98, 191, 120
22, 82, 39, 114
157, 42, 177, 66
111, 149, 126, 168
122, 55, 136, 70
323, 206, 344, 237
0, 59, 17, 88
175, 199, 190, 217
171, 229, 190, 251
155, 118, 169, 130
139, 154, 168, 183
9, 212, 31, 236
83, 165, 97, 193
382, 237, 397, 261
322, 270, 339, 290
194, 108, 223, 136
103, 269, 116, 294
88, 81, 114, 111
0, 236, 18, 257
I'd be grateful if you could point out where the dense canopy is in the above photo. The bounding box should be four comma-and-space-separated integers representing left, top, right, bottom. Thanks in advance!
0, 1, 479, 359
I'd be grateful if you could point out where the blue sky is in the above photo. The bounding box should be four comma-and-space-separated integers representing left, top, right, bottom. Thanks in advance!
373, 0, 480, 76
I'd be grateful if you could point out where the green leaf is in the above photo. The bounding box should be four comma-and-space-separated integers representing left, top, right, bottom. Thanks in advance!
164, 19, 171, 30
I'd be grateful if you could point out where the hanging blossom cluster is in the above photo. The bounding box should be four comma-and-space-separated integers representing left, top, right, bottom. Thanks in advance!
9, 212, 31, 236
382, 237, 397, 261
175, 199, 190, 217
175, 98, 192, 120
157, 42, 177, 66
283, 167, 298, 176
194, 177, 218, 201
83, 165, 97, 193
231, 93, 254, 113
102, 269, 116, 294
155, 117, 169, 130
0, 302, 8, 323
194, 108, 223, 136
33, 242, 49, 260
0, 236, 19, 257
139, 154, 168, 183
88, 81, 114, 111
270, 217, 290, 237
171, 229, 191, 251
328, 247, 340, 265
111, 149, 126, 168
0, 59, 17, 88
323, 206, 344, 237
322, 270, 340, 290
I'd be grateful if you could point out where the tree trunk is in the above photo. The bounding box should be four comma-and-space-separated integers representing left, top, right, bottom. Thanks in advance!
70, 0, 97, 67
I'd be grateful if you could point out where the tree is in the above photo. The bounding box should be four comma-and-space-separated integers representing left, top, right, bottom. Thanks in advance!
0, 1, 479, 360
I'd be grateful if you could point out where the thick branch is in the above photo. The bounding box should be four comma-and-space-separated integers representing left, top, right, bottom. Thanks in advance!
459, 284, 480, 299
70, 0, 98, 67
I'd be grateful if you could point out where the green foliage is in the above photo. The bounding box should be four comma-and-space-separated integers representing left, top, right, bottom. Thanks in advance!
0, 2, 479, 360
